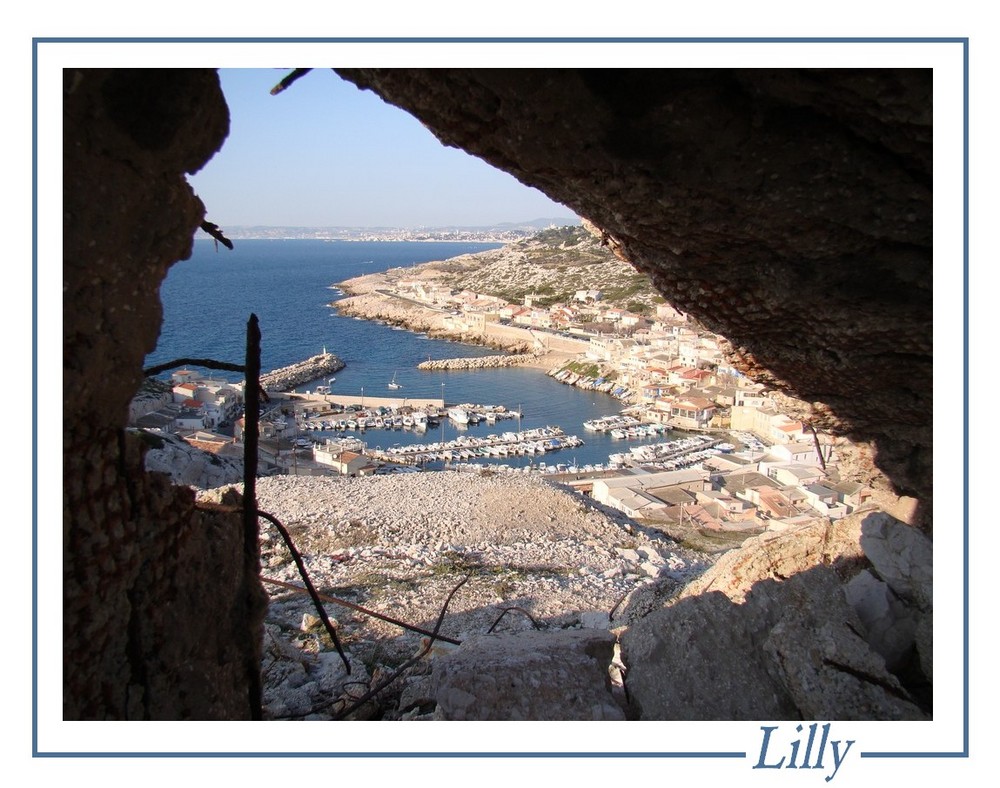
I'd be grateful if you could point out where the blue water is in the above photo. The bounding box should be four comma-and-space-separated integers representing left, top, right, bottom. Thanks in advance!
147, 239, 669, 468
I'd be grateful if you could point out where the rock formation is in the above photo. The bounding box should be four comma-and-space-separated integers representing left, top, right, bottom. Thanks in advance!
619, 513, 931, 720
63, 69, 266, 719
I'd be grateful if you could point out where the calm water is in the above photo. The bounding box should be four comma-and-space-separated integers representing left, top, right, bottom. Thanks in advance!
147, 239, 669, 468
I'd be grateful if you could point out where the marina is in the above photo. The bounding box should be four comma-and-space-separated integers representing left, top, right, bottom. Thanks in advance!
365, 426, 583, 466
608, 434, 726, 470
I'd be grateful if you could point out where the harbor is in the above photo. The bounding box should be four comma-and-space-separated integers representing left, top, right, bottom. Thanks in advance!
145, 240, 774, 476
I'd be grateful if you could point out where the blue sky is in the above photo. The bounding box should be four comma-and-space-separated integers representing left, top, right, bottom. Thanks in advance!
189, 69, 577, 228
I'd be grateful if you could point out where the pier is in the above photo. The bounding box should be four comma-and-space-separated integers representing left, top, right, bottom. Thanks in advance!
367, 427, 583, 466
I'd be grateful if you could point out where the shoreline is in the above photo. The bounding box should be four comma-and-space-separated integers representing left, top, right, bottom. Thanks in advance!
332, 286, 583, 373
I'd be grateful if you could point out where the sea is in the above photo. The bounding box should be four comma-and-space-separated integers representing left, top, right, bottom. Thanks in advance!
146, 238, 673, 470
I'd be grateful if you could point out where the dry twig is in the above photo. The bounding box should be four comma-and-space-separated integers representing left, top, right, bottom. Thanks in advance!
486, 606, 542, 634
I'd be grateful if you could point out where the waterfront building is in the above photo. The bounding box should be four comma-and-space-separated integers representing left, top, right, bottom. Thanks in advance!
667, 396, 717, 430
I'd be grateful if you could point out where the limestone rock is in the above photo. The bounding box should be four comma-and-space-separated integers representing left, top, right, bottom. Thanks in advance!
858, 512, 933, 682
861, 513, 933, 609
619, 510, 930, 720
622, 567, 927, 720
579, 610, 611, 630
843, 569, 918, 673
621, 589, 800, 720
677, 515, 867, 604
142, 431, 244, 489
760, 569, 926, 720
430, 630, 626, 720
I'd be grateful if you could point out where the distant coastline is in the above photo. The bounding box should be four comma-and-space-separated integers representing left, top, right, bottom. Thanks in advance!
197, 217, 580, 245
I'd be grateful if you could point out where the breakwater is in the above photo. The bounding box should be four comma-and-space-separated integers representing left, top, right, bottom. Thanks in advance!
417, 354, 541, 371
259, 352, 345, 392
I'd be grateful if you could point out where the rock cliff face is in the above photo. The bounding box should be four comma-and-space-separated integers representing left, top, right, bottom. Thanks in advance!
620, 513, 931, 720
63, 69, 266, 719
62, 68, 935, 721
335, 69, 933, 530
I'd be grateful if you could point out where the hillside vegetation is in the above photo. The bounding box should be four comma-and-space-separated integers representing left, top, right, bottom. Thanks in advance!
418, 225, 662, 312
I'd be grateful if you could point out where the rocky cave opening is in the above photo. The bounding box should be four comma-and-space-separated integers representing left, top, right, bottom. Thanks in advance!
62, 67, 933, 721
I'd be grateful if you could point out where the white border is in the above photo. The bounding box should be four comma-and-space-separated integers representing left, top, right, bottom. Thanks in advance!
36, 37, 967, 780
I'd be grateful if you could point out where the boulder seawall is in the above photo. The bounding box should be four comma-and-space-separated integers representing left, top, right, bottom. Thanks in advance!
258, 352, 345, 392
418, 354, 541, 371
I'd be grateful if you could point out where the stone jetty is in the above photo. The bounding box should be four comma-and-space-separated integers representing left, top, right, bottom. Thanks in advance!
418, 354, 541, 371
258, 352, 345, 392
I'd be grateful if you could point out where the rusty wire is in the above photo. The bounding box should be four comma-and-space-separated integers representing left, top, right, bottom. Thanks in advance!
260, 576, 462, 646
327, 575, 469, 720
199, 497, 464, 647
255, 509, 351, 675
270, 575, 469, 720
142, 357, 245, 377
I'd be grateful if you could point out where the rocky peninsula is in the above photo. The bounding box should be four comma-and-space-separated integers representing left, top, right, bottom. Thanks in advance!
331, 225, 650, 368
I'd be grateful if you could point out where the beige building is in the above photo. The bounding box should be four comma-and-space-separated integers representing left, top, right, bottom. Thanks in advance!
313, 446, 377, 476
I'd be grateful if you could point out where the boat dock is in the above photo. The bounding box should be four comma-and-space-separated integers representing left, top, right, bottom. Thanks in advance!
368, 427, 583, 466
608, 434, 726, 470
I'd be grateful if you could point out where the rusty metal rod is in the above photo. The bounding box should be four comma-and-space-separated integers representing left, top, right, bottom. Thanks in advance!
244, 314, 263, 720
805, 421, 828, 472
142, 357, 245, 377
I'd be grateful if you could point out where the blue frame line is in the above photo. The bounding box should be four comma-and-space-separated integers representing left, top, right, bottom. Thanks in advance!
32, 36, 968, 44
31, 34, 40, 761
37, 751, 747, 759
36, 36, 966, 762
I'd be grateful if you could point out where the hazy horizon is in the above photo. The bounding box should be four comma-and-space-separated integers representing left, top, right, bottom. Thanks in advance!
189, 69, 576, 229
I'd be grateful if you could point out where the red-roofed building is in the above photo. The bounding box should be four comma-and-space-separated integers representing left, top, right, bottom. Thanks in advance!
172, 381, 198, 403
669, 396, 717, 429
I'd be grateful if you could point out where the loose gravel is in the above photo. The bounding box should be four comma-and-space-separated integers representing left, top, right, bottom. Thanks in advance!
237, 472, 715, 671
202, 472, 716, 718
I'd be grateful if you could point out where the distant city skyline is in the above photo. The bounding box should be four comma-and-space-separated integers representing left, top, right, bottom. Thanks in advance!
189, 69, 579, 229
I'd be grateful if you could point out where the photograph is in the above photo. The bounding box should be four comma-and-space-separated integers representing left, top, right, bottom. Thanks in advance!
18, 8, 991, 785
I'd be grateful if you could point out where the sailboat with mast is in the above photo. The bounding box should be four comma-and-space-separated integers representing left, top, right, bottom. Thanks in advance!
388, 371, 402, 390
